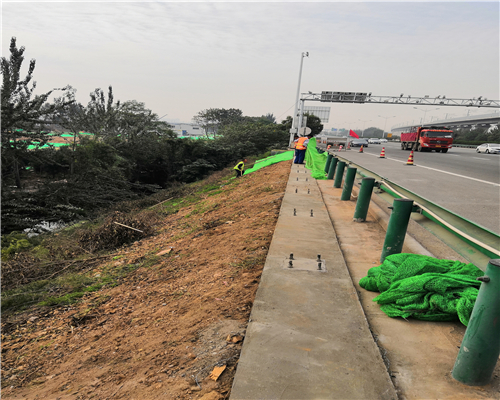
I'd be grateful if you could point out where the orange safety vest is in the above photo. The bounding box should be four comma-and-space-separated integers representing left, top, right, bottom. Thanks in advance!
295, 137, 308, 150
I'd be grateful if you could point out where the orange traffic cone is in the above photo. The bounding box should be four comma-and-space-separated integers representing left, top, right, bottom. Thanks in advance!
359, 145, 364, 153
379, 147, 386, 158
406, 151, 414, 165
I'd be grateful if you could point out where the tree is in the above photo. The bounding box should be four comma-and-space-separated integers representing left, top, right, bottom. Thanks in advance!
303, 113, 324, 136
193, 108, 244, 137
363, 127, 384, 138
218, 121, 289, 156
82, 86, 122, 139
262, 113, 276, 124
278, 116, 293, 133
51, 88, 87, 175
1, 37, 73, 188
118, 100, 175, 142
488, 124, 500, 143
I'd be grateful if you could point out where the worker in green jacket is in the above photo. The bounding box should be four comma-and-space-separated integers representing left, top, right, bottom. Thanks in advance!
234, 159, 247, 178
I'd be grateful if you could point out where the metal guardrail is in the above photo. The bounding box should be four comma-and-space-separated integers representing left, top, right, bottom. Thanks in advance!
332, 153, 500, 259
453, 144, 480, 148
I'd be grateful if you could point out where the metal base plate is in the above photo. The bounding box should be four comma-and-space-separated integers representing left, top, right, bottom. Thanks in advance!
283, 257, 326, 272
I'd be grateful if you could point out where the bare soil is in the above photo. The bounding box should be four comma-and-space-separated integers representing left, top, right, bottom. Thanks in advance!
2, 161, 291, 400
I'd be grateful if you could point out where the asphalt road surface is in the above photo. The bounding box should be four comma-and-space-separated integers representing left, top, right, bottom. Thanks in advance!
333, 142, 500, 234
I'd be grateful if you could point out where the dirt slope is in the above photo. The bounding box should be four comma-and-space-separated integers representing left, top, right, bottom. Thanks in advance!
2, 161, 291, 400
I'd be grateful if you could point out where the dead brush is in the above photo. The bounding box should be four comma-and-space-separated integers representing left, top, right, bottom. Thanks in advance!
78, 211, 158, 253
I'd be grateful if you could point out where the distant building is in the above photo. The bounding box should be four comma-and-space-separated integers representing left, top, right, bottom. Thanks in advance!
168, 123, 206, 137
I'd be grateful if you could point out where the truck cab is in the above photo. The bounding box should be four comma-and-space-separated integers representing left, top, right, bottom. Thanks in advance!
401, 126, 453, 153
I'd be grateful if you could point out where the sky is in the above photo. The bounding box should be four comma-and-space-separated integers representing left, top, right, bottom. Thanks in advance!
2, 1, 499, 133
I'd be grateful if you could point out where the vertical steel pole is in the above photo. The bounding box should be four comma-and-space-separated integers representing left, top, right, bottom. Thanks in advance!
333, 161, 346, 188
380, 198, 414, 262
324, 154, 333, 174
341, 167, 357, 201
327, 157, 338, 180
353, 177, 375, 222
290, 52, 308, 146
452, 259, 500, 386
297, 98, 305, 137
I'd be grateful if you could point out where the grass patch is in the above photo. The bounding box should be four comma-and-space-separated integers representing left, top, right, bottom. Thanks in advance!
1, 254, 163, 313
231, 253, 267, 271
198, 183, 221, 193
159, 194, 201, 215
207, 189, 224, 197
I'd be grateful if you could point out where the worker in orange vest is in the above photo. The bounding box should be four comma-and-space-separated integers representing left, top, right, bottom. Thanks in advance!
293, 134, 312, 164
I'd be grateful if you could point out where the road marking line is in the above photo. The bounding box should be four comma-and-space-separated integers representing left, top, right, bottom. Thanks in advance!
362, 152, 500, 187
472, 157, 491, 161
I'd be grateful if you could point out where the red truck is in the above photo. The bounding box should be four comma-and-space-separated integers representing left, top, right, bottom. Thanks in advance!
400, 126, 453, 153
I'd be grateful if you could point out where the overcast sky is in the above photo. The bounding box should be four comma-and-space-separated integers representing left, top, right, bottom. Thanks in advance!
2, 1, 499, 132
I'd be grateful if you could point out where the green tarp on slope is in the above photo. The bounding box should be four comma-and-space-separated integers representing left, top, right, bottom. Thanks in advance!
304, 138, 328, 179
243, 151, 294, 175
243, 137, 328, 178
27, 142, 71, 150
359, 253, 482, 326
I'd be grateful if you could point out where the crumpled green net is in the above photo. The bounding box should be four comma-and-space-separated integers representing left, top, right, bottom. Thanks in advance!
304, 138, 328, 179
243, 150, 294, 175
359, 253, 483, 326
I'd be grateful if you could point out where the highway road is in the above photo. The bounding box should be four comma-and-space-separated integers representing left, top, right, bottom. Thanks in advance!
329, 142, 500, 235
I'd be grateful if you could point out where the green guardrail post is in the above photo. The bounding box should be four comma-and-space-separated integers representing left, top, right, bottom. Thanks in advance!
380, 198, 414, 262
327, 157, 338, 180
341, 167, 357, 201
333, 161, 346, 188
324, 154, 333, 174
353, 177, 375, 222
452, 259, 500, 386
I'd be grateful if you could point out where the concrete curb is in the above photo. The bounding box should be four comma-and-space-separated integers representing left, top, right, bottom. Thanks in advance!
230, 163, 398, 400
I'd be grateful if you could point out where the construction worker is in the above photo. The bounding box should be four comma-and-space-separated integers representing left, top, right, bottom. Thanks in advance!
234, 159, 247, 178
293, 134, 312, 164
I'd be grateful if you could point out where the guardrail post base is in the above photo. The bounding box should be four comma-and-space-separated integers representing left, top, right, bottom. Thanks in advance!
341, 167, 357, 200
353, 177, 375, 222
452, 259, 500, 386
380, 198, 414, 262
333, 161, 346, 188
325, 154, 333, 174
327, 157, 338, 180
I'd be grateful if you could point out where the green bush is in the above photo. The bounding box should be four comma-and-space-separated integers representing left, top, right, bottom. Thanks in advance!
1, 232, 41, 261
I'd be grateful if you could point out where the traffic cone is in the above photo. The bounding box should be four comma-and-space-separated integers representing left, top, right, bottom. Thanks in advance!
339, 145, 343, 151
359, 145, 364, 153
406, 151, 414, 165
379, 147, 386, 158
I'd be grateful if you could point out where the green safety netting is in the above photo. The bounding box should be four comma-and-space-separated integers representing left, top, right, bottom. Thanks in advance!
178, 136, 215, 140
243, 138, 328, 177
304, 138, 328, 179
359, 253, 483, 326
243, 150, 294, 175
60, 132, 93, 137
27, 142, 71, 150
